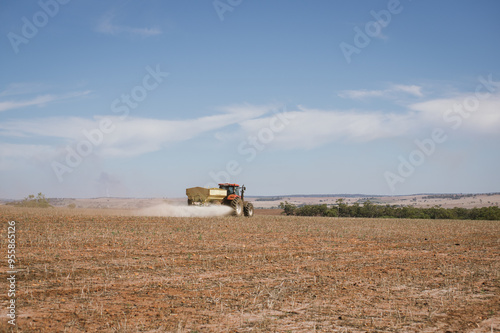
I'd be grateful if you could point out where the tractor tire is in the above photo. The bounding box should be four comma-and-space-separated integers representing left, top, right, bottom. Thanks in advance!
187, 199, 193, 206
231, 197, 243, 216
244, 202, 254, 217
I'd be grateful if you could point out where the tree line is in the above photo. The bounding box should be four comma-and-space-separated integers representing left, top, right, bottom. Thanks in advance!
279, 199, 500, 220
7, 193, 52, 208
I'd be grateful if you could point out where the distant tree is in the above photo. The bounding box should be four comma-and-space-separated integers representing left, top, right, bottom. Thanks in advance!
296, 204, 328, 216
279, 201, 297, 216
15, 193, 52, 208
277, 199, 499, 220
325, 207, 338, 217
350, 202, 361, 217
336, 198, 349, 217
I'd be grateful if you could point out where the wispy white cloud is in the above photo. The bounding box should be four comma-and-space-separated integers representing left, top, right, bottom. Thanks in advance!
0, 90, 91, 113
96, 12, 162, 37
392, 84, 423, 97
0, 116, 96, 138
0, 104, 274, 158
0, 82, 51, 97
409, 93, 500, 134
338, 89, 384, 99
0, 95, 55, 113
100, 108, 271, 157
2, 89, 499, 166
239, 91, 500, 150
338, 84, 424, 100
239, 106, 414, 149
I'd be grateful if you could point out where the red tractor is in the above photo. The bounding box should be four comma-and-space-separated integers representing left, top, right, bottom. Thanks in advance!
186, 183, 254, 217
218, 183, 254, 217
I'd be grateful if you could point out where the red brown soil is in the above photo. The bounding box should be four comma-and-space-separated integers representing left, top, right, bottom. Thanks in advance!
1, 206, 499, 332
254, 209, 283, 216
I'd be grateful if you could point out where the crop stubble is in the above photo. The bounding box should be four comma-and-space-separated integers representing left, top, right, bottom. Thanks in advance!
1, 206, 499, 332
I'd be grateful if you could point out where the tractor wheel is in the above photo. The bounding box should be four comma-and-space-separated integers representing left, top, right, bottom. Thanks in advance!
244, 202, 254, 217
231, 197, 243, 216
187, 199, 193, 206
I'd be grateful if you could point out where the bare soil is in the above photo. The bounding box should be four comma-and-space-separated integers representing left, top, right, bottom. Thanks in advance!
1, 206, 499, 332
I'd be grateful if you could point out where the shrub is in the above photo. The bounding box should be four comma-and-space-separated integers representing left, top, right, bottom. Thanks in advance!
12, 193, 52, 208
279, 201, 297, 216
280, 200, 500, 220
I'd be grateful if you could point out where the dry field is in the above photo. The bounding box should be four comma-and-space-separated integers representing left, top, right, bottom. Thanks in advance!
1, 206, 499, 332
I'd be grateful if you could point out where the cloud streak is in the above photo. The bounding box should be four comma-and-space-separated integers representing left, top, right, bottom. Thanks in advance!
338, 84, 424, 100
239, 107, 414, 149
239, 91, 500, 150
0, 91, 91, 113
0, 104, 274, 158
0, 82, 51, 97
96, 12, 162, 37
409, 93, 500, 134
2, 90, 499, 167
0, 95, 55, 113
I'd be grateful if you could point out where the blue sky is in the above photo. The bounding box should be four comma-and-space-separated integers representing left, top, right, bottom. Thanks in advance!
1, 0, 500, 199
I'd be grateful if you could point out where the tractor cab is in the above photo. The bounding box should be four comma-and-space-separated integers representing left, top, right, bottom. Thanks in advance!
219, 183, 240, 196
218, 183, 247, 201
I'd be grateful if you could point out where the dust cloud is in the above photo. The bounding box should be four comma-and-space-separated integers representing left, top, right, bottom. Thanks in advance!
135, 203, 233, 217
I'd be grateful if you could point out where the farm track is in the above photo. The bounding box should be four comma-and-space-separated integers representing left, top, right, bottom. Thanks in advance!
1, 206, 499, 332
